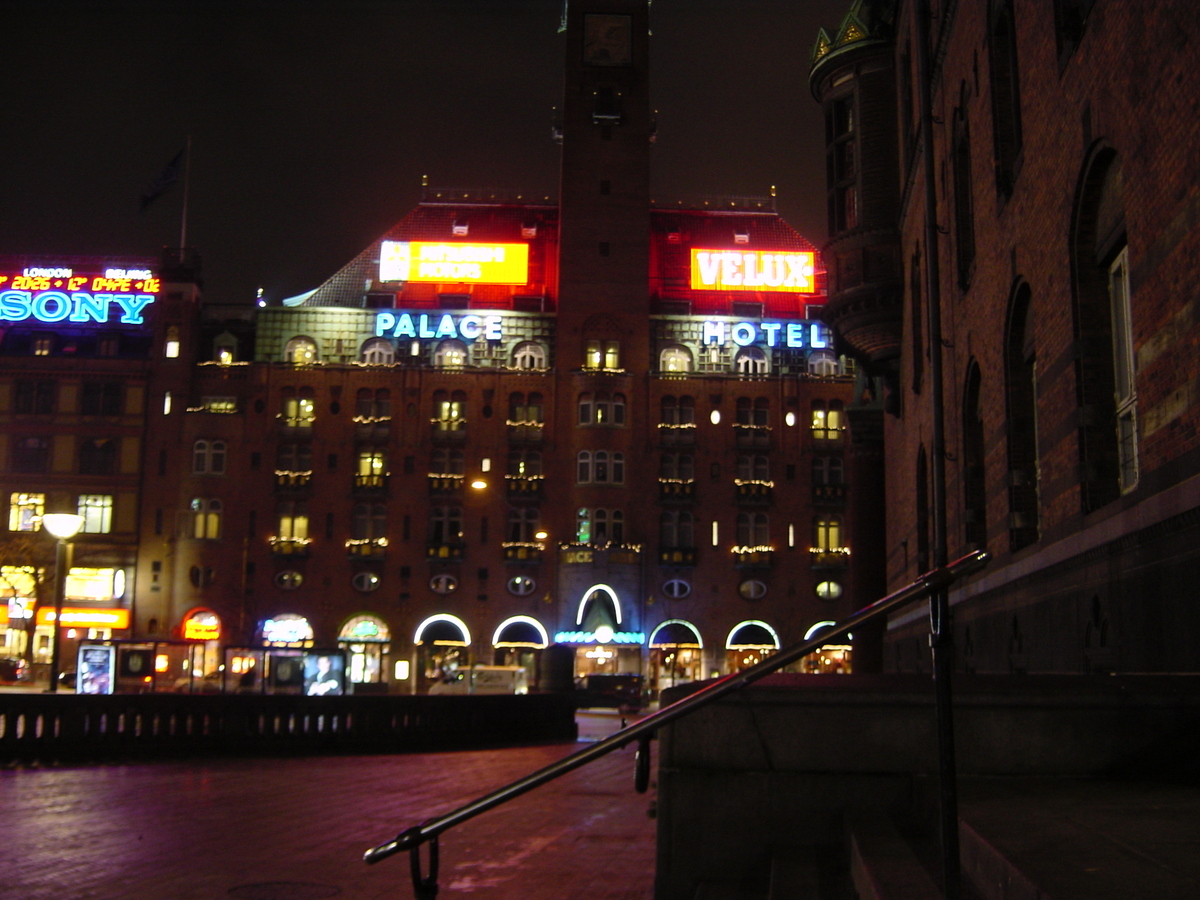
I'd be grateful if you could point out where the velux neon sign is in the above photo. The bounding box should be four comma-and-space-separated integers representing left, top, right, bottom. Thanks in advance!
0, 266, 158, 326
691, 249, 815, 293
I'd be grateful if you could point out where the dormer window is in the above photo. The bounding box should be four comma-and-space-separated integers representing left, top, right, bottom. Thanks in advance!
734, 231, 750, 244
452, 221, 468, 236
521, 224, 538, 238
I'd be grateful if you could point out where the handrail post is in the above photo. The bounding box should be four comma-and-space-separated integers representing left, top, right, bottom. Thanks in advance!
409, 830, 439, 899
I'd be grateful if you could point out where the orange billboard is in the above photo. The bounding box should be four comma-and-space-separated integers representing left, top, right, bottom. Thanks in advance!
690, 249, 816, 293
37, 607, 131, 629
379, 241, 529, 284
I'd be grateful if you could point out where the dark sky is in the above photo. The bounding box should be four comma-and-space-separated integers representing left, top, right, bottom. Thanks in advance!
1, 0, 850, 304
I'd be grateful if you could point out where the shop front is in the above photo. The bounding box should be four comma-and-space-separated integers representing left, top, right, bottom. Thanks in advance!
725, 619, 780, 673
258, 613, 316, 694
557, 584, 644, 682
648, 619, 704, 696
181, 607, 222, 682
338, 613, 391, 686
414, 614, 471, 694
491, 615, 549, 689
796, 620, 852, 674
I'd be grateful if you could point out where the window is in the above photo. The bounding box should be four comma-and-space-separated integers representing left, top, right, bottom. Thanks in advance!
737, 455, 770, 481
355, 388, 391, 420
429, 506, 463, 544
952, 87, 976, 290
989, 0, 1023, 196
508, 575, 537, 596
578, 392, 625, 426
507, 507, 540, 542
578, 450, 624, 484
811, 400, 843, 440
738, 580, 768, 600
508, 449, 542, 477
736, 397, 770, 427
1111, 249, 1137, 493
663, 578, 691, 598
192, 440, 227, 474
11, 436, 50, 474
807, 350, 839, 377
660, 346, 692, 373
351, 503, 387, 540
737, 512, 769, 547
435, 340, 469, 367
512, 341, 547, 369
80, 382, 123, 416
192, 498, 223, 539
660, 395, 695, 426
812, 456, 843, 485
214, 335, 237, 364
509, 392, 544, 425
77, 495, 113, 534
281, 390, 315, 428
33, 334, 53, 356
431, 448, 465, 475
660, 453, 694, 480
356, 449, 387, 486
576, 508, 623, 543
826, 92, 857, 233
285, 336, 318, 364
433, 390, 467, 431
1005, 283, 1040, 550
164, 326, 179, 359
79, 438, 117, 475
734, 347, 768, 375
816, 581, 843, 600
660, 510, 694, 548
814, 515, 842, 551
584, 339, 620, 370
1053, 0, 1095, 69
276, 500, 308, 541
8, 493, 44, 531
14, 381, 54, 415
277, 442, 312, 473
360, 338, 395, 365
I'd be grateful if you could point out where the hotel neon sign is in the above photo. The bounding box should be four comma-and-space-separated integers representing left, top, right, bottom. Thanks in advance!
0, 266, 159, 326
379, 241, 529, 285
690, 249, 815, 293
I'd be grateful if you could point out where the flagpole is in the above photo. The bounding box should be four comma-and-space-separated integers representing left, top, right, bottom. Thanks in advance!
179, 135, 192, 252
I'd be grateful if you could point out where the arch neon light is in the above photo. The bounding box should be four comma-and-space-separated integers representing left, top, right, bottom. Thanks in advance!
491, 615, 549, 649
803, 620, 854, 642
414, 613, 471, 646
575, 583, 622, 625
725, 619, 780, 650
649, 619, 704, 648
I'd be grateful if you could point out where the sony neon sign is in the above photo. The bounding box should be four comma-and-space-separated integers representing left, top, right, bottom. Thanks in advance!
690, 249, 815, 293
0, 266, 159, 327
379, 241, 529, 285
375, 311, 504, 341
702, 319, 831, 348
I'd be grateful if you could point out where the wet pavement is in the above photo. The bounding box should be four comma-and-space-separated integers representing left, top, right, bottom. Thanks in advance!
0, 710, 657, 900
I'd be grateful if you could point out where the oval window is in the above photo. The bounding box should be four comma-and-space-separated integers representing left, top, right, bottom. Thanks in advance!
662, 578, 691, 599
274, 570, 303, 590
430, 573, 458, 595
352, 572, 381, 593
507, 575, 536, 596
738, 579, 767, 600
816, 581, 843, 600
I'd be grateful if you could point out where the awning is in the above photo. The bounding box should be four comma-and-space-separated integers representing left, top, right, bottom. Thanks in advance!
725, 620, 779, 649
649, 620, 703, 648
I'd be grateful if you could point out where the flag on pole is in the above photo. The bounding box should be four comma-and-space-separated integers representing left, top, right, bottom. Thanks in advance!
140, 147, 185, 212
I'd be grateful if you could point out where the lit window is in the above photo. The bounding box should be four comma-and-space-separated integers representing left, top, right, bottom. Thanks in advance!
8, 493, 44, 531
77, 495, 113, 534
360, 338, 395, 365
281, 393, 315, 428
816, 581, 843, 600
276, 501, 308, 541
285, 337, 318, 365
660, 346, 693, 373
164, 326, 180, 359
735, 347, 768, 375
585, 339, 620, 369
811, 399, 844, 439
814, 515, 842, 551
513, 342, 547, 369
191, 498, 223, 539
435, 340, 469, 367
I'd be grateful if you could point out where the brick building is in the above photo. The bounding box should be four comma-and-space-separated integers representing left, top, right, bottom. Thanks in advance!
811, 0, 1200, 673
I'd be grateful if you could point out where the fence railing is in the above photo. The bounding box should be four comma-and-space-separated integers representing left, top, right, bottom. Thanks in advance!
364, 549, 990, 899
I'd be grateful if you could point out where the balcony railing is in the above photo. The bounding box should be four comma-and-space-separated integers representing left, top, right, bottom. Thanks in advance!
506, 475, 544, 498
732, 546, 773, 568
811, 547, 851, 568
502, 542, 544, 563
269, 536, 312, 558
354, 473, 388, 492
812, 483, 847, 503
734, 480, 773, 503
274, 470, 312, 490
426, 542, 466, 560
427, 474, 463, 495
353, 416, 391, 442
364, 549, 992, 900
733, 424, 771, 448
657, 423, 696, 447
658, 479, 695, 501
658, 547, 697, 566
346, 538, 387, 559
506, 423, 544, 444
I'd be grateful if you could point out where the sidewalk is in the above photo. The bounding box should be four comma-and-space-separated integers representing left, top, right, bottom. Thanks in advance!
0, 709, 657, 900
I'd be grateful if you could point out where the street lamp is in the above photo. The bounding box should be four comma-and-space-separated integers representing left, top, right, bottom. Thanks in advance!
42, 513, 84, 693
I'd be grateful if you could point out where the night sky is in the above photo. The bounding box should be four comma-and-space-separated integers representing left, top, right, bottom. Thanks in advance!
2, 0, 851, 305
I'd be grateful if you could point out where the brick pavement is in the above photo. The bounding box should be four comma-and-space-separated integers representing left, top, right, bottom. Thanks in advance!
0, 711, 657, 900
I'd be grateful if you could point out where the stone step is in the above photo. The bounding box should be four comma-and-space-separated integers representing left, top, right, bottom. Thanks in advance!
847, 809, 941, 900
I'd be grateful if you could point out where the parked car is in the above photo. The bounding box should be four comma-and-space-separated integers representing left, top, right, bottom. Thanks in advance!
0, 657, 31, 683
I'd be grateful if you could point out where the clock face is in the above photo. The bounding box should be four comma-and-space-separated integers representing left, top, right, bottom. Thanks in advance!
583, 14, 631, 66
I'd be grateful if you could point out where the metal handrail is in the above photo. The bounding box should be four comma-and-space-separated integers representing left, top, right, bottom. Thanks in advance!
364, 549, 990, 893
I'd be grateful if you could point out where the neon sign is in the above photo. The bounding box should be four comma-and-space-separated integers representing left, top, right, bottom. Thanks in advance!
690, 250, 815, 293
0, 291, 155, 326
379, 241, 529, 284
375, 311, 504, 341
702, 319, 831, 348
554, 630, 645, 645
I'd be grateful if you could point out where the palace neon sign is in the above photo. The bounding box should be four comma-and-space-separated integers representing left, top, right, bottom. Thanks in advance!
375, 311, 504, 341
702, 319, 831, 348
380, 241, 529, 285
690, 249, 815, 293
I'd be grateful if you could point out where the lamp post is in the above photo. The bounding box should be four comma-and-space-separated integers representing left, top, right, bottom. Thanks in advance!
42, 513, 84, 693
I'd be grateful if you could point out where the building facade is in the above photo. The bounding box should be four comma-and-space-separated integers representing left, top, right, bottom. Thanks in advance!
812, 0, 1200, 674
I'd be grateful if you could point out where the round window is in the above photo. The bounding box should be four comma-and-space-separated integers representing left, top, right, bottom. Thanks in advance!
662, 578, 691, 599
507, 575, 536, 596
738, 579, 768, 600
816, 581, 843, 600
352, 572, 381, 593
274, 570, 303, 590
430, 573, 458, 595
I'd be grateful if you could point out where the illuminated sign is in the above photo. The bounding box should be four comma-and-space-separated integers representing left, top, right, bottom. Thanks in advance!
37, 607, 131, 629
690, 249, 815, 293
375, 311, 504, 341
379, 241, 529, 284
0, 266, 159, 326
554, 630, 645, 645
183, 611, 221, 641
702, 319, 831, 348
262, 615, 314, 645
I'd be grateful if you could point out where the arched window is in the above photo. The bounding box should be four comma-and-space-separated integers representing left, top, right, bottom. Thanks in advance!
191, 498, 222, 539
660, 453, 694, 480
281, 388, 315, 428
1005, 283, 1040, 550
808, 350, 839, 376
512, 341, 547, 369
579, 392, 625, 426
811, 399, 843, 439
916, 447, 930, 572
276, 500, 308, 541
989, 0, 1023, 196
433, 390, 467, 431
577, 451, 593, 483
737, 512, 769, 547
963, 361, 987, 549
285, 336, 318, 365
737, 455, 770, 480
355, 388, 390, 420
660, 511, 694, 548
660, 346, 693, 373
952, 84, 976, 289
431, 448, 465, 475
360, 338, 395, 365
735, 346, 768, 375
435, 340, 468, 367
507, 507, 540, 542
509, 392, 544, 424
812, 456, 843, 485
192, 440, 227, 475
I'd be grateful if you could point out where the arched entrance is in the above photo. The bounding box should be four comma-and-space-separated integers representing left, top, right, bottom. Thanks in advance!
414, 614, 471, 693
725, 620, 779, 673
797, 620, 853, 674
648, 619, 703, 695
338, 614, 391, 684
562, 584, 643, 681
491, 615, 548, 688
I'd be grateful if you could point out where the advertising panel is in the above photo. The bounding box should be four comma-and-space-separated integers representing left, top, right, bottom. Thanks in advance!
689, 249, 816, 293
304, 651, 346, 696
379, 241, 529, 285
77, 644, 116, 695
0, 264, 158, 326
